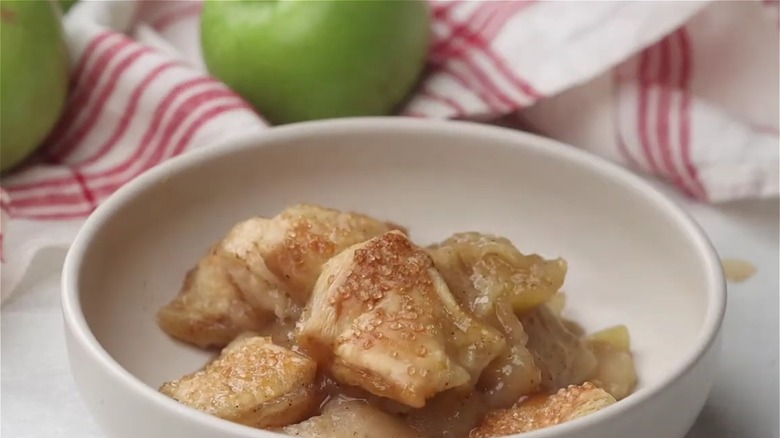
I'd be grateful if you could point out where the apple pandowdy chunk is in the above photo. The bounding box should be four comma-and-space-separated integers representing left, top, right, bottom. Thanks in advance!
469, 382, 617, 437
156, 248, 278, 349
520, 305, 598, 392
427, 232, 567, 315
159, 336, 320, 429
296, 231, 505, 408
427, 232, 568, 408
586, 325, 638, 400
157, 204, 398, 348
254, 204, 402, 303
283, 399, 427, 438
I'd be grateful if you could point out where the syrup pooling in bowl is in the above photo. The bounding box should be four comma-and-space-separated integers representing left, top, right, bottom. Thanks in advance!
155, 204, 638, 437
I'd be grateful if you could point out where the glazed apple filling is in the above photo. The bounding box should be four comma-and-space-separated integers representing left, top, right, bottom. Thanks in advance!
157, 204, 637, 437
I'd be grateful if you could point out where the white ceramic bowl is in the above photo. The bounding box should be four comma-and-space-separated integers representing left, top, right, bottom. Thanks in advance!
62, 117, 726, 438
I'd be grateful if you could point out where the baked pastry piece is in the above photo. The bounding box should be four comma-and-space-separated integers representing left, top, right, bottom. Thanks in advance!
157, 204, 398, 348
470, 382, 616, 437
297, 231, 505, 407
159, 336, 320, 428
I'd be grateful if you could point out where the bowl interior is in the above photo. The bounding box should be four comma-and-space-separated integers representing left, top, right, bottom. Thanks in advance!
75, 120, 714, 413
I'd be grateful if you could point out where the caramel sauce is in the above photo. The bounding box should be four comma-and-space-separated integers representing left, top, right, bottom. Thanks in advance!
721, 258, 756, 283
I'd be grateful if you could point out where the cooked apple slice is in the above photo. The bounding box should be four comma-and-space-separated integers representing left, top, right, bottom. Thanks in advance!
520, 305, 598, 391
587, 325, 631, 351
283, 400, 427, 437
427, 232, 567, 407
427, 232, 566, 315
587, 326, 637, 400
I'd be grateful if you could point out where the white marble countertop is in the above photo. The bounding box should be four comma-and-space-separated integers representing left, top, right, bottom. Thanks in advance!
2, 185, 778, 438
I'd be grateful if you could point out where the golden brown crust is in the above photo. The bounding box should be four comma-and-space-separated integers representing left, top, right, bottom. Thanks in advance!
469, 382, 617, 437
384, 220, 410, 236
297, 231, 504, 408
332, 231, 433, 319
264, 220, 336, 285
157, 204, 394, 349
159, 336, 321, 428
261, 204, 397, 303
156, 252, 270, 349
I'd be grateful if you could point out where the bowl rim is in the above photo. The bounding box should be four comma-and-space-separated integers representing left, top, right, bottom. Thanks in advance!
61, 116, 727, 437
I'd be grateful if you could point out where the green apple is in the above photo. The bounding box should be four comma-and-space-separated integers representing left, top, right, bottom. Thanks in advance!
60, 0, 79, 12
1, 0, 70, 172
200, 0, 431, 125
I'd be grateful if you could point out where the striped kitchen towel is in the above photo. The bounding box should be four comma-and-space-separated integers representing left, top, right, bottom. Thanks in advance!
1, 0, 778, 298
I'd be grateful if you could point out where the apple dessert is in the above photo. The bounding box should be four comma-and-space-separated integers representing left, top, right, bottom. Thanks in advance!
157, 204, 637, 437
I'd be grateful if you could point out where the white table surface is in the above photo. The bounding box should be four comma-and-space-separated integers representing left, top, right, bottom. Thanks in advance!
1, 185, 778, 438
